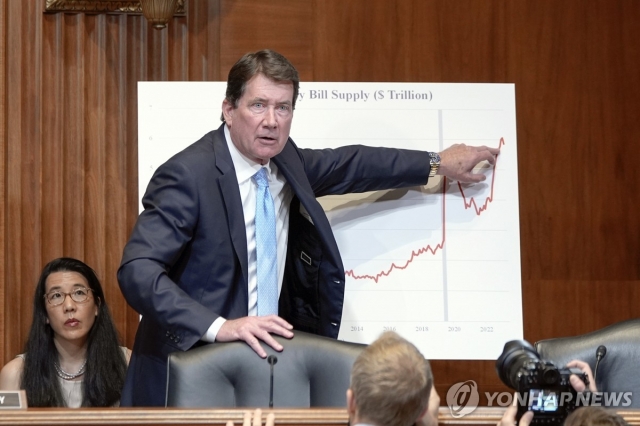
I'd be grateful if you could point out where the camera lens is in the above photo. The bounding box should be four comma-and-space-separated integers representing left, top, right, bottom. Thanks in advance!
495, 340, 541, 390
542, 365, 560, 384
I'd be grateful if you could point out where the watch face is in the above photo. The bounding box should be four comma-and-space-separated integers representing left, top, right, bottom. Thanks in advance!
429, 152, 441, 163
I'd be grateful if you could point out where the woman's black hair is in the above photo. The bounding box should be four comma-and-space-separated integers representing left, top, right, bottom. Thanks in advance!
20, 257, 127, 407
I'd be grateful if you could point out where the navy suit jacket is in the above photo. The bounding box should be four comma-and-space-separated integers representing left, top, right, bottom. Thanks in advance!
118, 124, 431, 406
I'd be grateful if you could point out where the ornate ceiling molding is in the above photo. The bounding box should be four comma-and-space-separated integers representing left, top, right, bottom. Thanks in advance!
44, 0, 186, 15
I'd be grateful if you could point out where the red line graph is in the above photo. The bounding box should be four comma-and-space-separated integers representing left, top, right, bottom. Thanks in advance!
344, 138, 505, 283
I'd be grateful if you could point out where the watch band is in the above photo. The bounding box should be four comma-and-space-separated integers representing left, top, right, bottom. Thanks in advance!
428, 152, 441, 178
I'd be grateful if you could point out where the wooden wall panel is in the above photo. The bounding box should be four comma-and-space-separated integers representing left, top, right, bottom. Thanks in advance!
4, 0, 43, 372
524, 280, 640, 342
219, 0, 313, 81
509, 0, 640, 283
0, 0, 6, 366
121, 17, 147, 346
313, 1, 508, 83
1, 0, 640, 406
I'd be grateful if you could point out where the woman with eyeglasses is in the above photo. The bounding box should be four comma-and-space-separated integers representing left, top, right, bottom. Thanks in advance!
0, 257, 130, 407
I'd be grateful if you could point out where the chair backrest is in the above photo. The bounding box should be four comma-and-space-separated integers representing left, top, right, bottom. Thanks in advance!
534, 318, 640, 407
165, 331, 366, 408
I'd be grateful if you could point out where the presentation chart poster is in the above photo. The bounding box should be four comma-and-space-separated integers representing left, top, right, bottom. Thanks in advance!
138, 81, 522, 360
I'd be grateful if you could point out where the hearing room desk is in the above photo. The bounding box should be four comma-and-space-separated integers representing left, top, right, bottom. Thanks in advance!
1, 408, 640, 426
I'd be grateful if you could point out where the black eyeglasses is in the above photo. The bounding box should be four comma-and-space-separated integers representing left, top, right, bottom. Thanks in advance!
44, 287, 93, 306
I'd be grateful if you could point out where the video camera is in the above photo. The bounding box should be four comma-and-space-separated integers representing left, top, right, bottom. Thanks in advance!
496, 340, 590, 426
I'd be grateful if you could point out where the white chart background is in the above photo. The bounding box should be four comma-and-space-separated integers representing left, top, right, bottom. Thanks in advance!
138, 81, 522, 360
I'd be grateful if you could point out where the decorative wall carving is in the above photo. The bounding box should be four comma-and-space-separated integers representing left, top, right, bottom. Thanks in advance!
44, 0, 185, 14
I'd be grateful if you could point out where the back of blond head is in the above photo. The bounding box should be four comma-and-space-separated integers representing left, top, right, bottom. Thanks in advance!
564, 407, 629, 426
350, 331, 433, 426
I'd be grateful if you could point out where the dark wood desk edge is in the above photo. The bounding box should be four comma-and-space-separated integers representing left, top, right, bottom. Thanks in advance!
1, 407, 639, 426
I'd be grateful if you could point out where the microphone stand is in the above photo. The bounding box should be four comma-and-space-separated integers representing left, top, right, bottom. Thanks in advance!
268, 355, 278, 408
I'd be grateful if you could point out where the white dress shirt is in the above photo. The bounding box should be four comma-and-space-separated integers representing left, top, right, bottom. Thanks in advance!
202, 125, 293, 342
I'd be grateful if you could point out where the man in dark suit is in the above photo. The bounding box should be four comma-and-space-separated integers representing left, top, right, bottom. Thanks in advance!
118, 49, 499, 406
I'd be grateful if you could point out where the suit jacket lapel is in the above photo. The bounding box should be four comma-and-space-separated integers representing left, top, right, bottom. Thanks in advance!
212, 127, 249, 288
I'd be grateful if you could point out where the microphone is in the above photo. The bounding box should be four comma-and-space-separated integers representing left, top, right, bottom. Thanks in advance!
267, 355, 278, 408
594, 345, 607, 384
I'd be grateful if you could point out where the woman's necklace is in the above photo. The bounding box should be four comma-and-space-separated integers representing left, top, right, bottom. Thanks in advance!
54, 359, 87, 380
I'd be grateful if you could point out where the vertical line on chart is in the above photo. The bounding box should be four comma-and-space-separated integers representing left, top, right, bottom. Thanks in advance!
438, 109, 449, 322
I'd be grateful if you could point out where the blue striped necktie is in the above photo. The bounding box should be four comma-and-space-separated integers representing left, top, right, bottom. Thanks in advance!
253, 167, 278, 316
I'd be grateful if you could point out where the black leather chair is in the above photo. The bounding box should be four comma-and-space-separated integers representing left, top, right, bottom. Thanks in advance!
165, 331, 366, 408
534, 318, 640, 407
